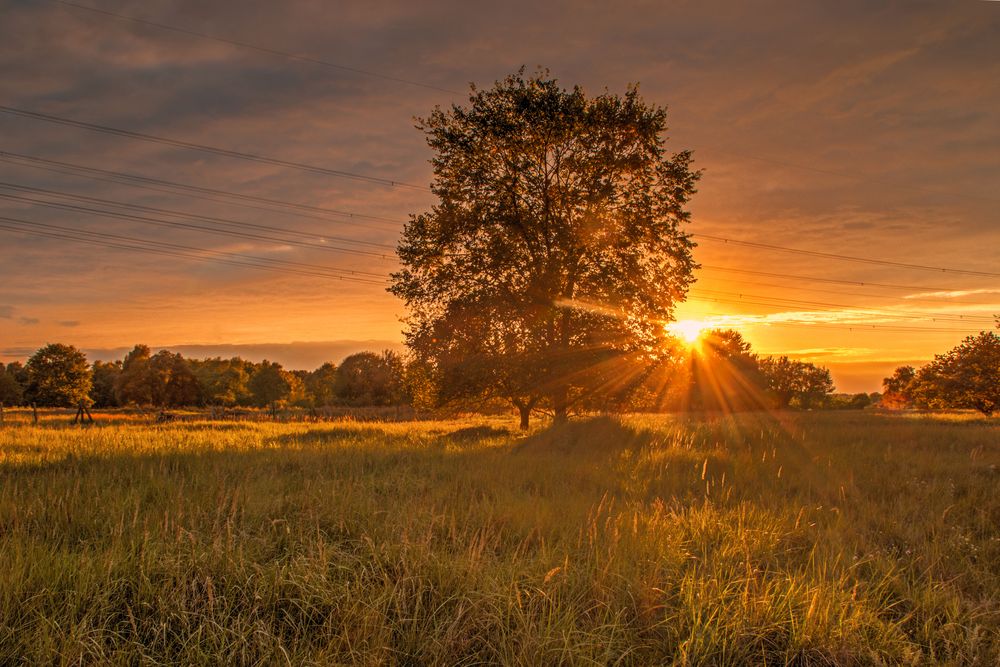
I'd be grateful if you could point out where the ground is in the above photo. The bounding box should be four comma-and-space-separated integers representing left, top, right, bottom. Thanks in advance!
0, 411, 997, 664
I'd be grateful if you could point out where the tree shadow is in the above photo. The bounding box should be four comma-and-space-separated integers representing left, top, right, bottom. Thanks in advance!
514, 415, 654, 456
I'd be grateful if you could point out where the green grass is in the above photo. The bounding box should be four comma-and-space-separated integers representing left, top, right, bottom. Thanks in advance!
0, 412, 997, 664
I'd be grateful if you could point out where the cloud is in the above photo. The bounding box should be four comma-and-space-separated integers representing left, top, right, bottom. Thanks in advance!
783, 347, 876, 359
57, 320, 81, 327
18, 317, 39, 325
0, 0, 997, 365
904, 288, 1000, 299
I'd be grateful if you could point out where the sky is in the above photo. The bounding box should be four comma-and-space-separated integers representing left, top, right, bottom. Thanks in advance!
1, 0, 998, 392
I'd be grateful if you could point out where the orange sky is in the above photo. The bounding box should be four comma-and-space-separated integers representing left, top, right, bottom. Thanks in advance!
1, 0, 998, 392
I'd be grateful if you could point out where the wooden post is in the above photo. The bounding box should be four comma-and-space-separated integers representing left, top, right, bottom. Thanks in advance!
72, 401, 94, 425
32, 402, 38, 425
0, 402, 4, 426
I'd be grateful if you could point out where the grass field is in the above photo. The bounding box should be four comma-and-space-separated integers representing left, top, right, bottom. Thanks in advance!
1, 411, 997, 665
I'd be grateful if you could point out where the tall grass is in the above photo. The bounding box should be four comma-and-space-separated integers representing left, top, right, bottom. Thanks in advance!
0, 412, 997, 664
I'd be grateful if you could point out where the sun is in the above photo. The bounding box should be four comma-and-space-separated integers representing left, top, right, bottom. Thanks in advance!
667, 319, 708, 345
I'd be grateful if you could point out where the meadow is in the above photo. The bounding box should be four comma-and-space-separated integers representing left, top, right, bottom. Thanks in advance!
0, 411, 997, 665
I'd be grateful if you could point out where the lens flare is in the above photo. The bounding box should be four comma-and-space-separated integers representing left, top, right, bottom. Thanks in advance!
667, 319, 708, 345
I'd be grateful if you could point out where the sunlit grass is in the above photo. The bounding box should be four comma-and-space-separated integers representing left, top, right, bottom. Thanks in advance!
0, 412, 997, 663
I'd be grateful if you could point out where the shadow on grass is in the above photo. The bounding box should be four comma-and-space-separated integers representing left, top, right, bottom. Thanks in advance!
514, 415, 653, 455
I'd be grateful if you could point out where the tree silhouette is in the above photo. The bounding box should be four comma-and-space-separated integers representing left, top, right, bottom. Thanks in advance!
391, 69, 699, 428
881, 365, 917, 409
913, 331, 1000, 415
687, 330, 766, 412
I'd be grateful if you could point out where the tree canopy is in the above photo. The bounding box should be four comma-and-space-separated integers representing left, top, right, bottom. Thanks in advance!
391, 69, 700, 428
914, 331, 1000, 415
24, 343, 92, 407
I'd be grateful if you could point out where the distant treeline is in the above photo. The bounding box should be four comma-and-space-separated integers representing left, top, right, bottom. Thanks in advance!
611, 330, 873, 414
0, 344, 409, 409
0, 333, 888, 414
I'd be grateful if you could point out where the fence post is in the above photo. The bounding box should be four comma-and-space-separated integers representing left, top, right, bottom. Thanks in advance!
32, 402, 38, 425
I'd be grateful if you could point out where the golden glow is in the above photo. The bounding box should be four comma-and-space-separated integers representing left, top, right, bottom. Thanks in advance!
667, 319, 709, 345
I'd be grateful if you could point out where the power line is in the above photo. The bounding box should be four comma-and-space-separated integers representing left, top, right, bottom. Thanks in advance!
49, 0, 460, 95
0, 216, 988, 333
0, 190, 399, 263
0, 221, 384, 285
44, 0, 995, 210
703, 147, 1000, 206
0, 181, 397, 253
687, 297, 982, 335
7, 180, 994, 322
3, 106, 994, 279
0, 105, 429, 191
0, 151, 406, 230
698, 264, 998, 296
699, 273, 999, 308
724, 319, 983, 336
688, 287, 996, 323
0, 214, 388, 282
694, 233, 1000, 278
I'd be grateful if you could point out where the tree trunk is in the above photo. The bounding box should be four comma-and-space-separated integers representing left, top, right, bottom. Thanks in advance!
551, 386, 568, 424
513, 398, 533, 431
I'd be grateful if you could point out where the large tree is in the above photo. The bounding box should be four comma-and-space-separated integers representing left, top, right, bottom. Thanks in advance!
25, 343, 92, 407
390, 70, 699, 428
913, 331, 1000, 415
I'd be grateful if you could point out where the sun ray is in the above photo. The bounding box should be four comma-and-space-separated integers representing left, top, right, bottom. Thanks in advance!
667, 319, 709, 346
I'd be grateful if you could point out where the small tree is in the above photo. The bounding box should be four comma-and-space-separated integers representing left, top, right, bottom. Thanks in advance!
305, 362, 338, 407
759, 356, 835, 409
687, 330, 766, 412
248, 361, 291, 408
115, 344, 154, 406
25, 343, 92, 407
90, 360, 122, 408
0, 367, 24, 406
797, 364, 835, 409
881, 365, 917, 409
191, 357, 251, 406
759, 356, 806, 408
147, 351, 202, 407
391, 69, 699, 428
334, 351, 407, 406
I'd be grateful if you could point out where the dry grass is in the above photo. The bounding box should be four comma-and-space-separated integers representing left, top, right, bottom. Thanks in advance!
0, 411, 997, 664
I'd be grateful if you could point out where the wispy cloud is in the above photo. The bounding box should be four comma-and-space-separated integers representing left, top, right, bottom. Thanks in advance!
904, 288, 1000, 299
0, 0, 997, 367
783, 347, 877, 358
